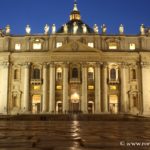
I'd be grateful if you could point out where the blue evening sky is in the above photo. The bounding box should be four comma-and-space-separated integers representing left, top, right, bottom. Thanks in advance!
0, 0, 149, 35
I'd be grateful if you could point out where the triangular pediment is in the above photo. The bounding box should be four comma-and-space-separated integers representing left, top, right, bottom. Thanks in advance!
52, 40, 101, 53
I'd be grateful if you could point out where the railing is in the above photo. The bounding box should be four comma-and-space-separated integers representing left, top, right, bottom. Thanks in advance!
70, 78, 81, 83
31, 79, 42, 84
108, 79, 119, 84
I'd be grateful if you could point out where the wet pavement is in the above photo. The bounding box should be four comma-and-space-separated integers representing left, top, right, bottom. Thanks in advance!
0, 120, 150, 150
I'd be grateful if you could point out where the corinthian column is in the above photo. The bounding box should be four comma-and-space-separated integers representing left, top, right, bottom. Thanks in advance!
81, 63, 87, 113
141, 62, 150, 115
42, 63, 48, 112
49, 63, 55, 113
102, 63, 108, 113
95, 63, 101, 113
63, 63, 69, 113
121, 63, 128, 112
0, 62, 9, 114
23, 62, 30, 113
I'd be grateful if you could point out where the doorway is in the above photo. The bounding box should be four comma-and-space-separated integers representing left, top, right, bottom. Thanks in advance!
109, 95, 118, 113
56, 101, 62, 113
32, 95, 41, 113
88, 101, 94, 114
70, 93, 80, 113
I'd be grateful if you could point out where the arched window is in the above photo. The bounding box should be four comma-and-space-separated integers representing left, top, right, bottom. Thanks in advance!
88, 67, 94, 79
110, 68, 116, 80
72, 68, 78, 78
33, 68, 40, 79
14, 69, 19, 80
131, 69, 136, 80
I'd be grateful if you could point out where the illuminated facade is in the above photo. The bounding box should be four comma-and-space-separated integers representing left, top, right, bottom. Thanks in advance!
0, 1, 150, 115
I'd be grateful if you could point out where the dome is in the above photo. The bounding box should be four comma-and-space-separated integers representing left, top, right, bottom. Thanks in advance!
57, 0, 94, 34
57, 20, 94, 34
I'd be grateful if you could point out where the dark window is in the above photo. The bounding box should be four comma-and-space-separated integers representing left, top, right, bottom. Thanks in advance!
110, 68, 116, 80
14, 69, 19, 80
72, 68, 78, 78
88, 72, 94, 79
57, 72, 62, 80
132, 69, 136, 80
33, 68, 40, 79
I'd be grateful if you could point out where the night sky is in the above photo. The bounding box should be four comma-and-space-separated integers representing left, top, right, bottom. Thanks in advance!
0, 0, 150, 35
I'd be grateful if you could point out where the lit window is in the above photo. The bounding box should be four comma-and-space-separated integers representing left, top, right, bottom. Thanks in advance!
109, 42, 117, 50
88, 42, 94, 48
110, 85, 117, 90
88, 67, 94, 79
88, 85, 94, 90
56, 67, 62, 80
33, 43, 42, 50
15, 43, 21, 50
33, 85, 40, 90
56, 42, 62, 48
56, 85, 62, 90
129, 43, 136, 50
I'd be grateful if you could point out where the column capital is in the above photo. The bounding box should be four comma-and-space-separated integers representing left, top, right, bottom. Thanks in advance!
43, 62, 49, 68
49, 62, 55, 68
0, 61, 9, 68
95, 62, 102, 68
140, 62, 150, 68
121, 62, 128, 68
23, 62, 30, 68
63, 62, 69, 68
82, 62, 88, 68
102, 62, 108, 68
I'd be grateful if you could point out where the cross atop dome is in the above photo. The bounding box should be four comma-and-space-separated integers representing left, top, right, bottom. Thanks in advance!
70, 0, 81, 21
73, 0, 78, 11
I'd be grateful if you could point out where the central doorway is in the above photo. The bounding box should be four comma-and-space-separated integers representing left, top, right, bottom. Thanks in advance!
32, 95, 41, 113
109, 95, 118, 113
70, 93, 80, 113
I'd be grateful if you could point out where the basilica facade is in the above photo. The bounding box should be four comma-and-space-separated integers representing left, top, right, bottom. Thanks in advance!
0, 1, 150, 115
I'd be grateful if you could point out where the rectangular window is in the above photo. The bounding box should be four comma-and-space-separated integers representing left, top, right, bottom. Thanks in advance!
88, 42, 94, 48
33, 85, 41, 90
109, 43, 117, 50
56, 85, 62, 90
129, 43, 136, 50
110, 85, 117, 90
33, 43, 42, 50
88, 85, 94, 90
56, 42, 62, 48
15, 43, 21, 50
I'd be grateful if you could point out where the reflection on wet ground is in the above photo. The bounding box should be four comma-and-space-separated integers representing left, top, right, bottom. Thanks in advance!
0, 120, 150, 150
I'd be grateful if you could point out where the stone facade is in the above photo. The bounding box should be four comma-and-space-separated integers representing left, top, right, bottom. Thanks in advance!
0, 2, 150, 115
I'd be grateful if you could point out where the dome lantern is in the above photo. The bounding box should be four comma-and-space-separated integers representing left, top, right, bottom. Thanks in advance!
70, 0, 81, 21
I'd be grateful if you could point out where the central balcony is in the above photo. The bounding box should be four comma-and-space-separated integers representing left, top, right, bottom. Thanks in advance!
31, 79, 42, 85
70, 78, 81, 84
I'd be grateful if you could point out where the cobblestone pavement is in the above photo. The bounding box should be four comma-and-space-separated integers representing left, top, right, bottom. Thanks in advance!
0, 120, 150, 150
